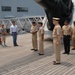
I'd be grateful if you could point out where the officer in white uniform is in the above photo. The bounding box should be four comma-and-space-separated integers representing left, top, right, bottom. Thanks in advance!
38, 22, 44, 55
30, 22, 38, 51
52, 17, 61, 65
71, 21, 75, 50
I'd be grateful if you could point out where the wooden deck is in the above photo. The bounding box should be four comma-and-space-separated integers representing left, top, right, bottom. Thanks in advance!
0, 33, 75, 75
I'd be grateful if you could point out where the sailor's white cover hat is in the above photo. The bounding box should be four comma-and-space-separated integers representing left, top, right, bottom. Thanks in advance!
53, 17, 60, 21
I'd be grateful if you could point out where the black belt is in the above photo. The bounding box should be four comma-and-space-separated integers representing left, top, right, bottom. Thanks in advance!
64, 35, 70, 36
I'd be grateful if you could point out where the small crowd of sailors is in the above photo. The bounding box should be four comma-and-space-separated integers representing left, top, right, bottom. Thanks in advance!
52, 18, 75, 65
0, 18, 75, 65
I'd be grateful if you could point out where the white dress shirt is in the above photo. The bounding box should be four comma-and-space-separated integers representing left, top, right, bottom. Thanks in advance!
10, 25, 18, 34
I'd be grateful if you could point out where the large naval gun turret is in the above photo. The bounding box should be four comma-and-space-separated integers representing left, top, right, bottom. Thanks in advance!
34, 0, 73, 30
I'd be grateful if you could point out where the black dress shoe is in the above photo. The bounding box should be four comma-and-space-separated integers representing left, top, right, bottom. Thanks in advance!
16, 45, 18, 46
38, 53, 44, 55
72, 48, 75, 50
14, 45, 18, 46
63, 52, 67, 54
67, 53, 70, 55
34, 49, 38, 51
53, 61, 61, 65
31, 49, 35, 50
